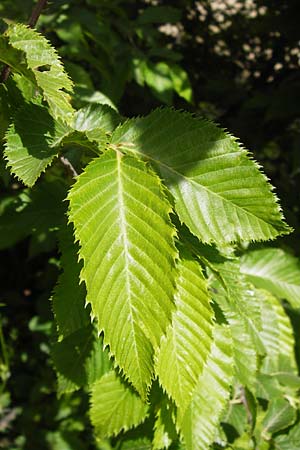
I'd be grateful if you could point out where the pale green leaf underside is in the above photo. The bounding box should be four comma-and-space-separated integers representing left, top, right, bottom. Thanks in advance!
68, 150, 177, 397
180, 325, 234, 450
90, 370, 148, 438
6, 24, 74, 120
258, 290, 281, 374
263, 291, 297, 373
111, 109, 291, 244
241, 248, 300, 308
4, 103, 69, 186
214, 285, 257, 389
210, 262, 262, 389
155, 257, 214, 414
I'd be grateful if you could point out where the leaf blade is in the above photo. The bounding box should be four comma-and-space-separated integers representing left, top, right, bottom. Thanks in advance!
111, 109, 291, 244
68, 150, 177, 397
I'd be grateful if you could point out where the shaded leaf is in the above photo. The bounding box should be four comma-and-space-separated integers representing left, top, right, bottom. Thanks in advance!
52, 223, 90, 339
52, 326, 111, 394
4, 103, 70, 186
90, 370, 148, 438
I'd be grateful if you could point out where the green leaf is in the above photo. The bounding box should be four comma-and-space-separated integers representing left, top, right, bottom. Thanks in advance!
256, 290, 297, 374
223, 403, 248, 436
256, 374, 282, 400
152, 399, 177, 450
269, 294, 297, 373
73, 104, 120, 134
210, 262, 264, 389
6, 24, 74, 120
0, 35, 32, 79
90, 370, 148, 438
111, 109, 290, 245
169, 64, 193, 103
72, 104, 121, 149
68, 150, 177, 398
52, 325, 111, 395
137, 6, 182, 24
52, 223, 90, 339
180, 325, 234, 450
0, 179, 66, 250
241, 248, 300, 308
275, 422, 300, 450
257, 290, 280, 373
119, 438, 152, 450
155, 256, 214, 414
4, 103, 70, 186
261, 398, 296, 437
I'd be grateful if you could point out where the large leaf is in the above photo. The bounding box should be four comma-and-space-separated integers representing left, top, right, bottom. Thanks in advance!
4, 103, 69, 186
180, 325, 234, 450
68, 150, 177, 397
241, 248, 300, 308
111, 109, 291, 245
6, 24, 74, 120
90, 370, 148, 438
52, 326, 111, 395
52, 223, 90, 339
155, 256, 214, 414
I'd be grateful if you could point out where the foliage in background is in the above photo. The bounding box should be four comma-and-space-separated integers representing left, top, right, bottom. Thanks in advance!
1, 1, 300, 449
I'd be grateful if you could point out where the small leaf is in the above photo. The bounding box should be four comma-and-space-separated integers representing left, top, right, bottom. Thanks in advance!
241, 248, 300, 308
7, 24, 74, 120
5, 103, 70, 186
262, 398, 296, 436
90, 370, 148, 438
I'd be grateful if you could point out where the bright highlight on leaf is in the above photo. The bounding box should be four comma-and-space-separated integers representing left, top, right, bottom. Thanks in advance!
111, 109, 291, 245
241, 248, 300, 308
68, 150, 177, 397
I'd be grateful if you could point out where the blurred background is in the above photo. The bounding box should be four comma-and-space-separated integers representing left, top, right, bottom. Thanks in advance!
0, 1, 299, 448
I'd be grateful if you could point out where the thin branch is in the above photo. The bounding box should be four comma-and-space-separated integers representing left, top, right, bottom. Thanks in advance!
0, 0, 48, 84
59, 156, 78, 179
28, 0, 48, 28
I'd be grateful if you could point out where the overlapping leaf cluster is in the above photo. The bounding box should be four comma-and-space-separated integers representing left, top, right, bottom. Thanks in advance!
1, 24, 300, 450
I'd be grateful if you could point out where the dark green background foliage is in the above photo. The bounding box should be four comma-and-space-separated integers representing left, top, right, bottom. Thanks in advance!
0, 1, 300, 449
